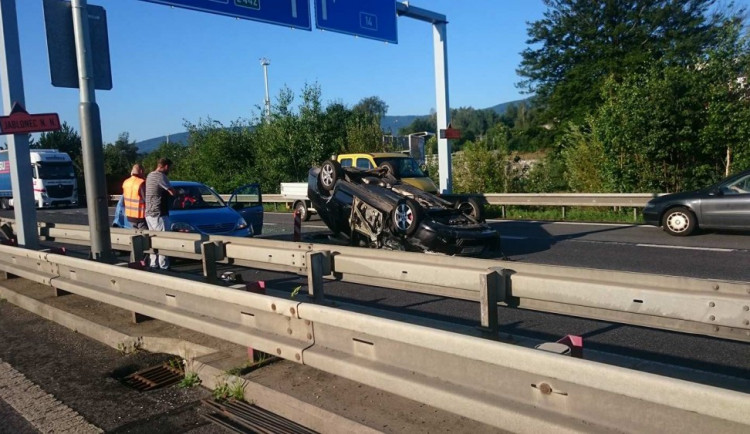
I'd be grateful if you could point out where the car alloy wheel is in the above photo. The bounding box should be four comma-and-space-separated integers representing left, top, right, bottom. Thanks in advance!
394, 202, 414, 231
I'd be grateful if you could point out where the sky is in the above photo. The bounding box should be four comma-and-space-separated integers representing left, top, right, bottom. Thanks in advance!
4, 0, 550, 144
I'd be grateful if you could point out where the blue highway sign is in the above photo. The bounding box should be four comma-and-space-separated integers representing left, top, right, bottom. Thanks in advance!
314, 0, 398, 44
141, 0, 311, 30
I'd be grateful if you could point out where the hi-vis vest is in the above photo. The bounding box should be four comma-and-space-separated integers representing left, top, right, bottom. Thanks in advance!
122, 176, 145, 220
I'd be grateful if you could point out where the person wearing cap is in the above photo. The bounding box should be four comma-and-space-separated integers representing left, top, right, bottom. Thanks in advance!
121, 163, 147, 230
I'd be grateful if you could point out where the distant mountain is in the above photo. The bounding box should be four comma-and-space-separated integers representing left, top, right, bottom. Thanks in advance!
380, 98, 530, 134
135, 131, 189, 154
135, 99, 530, 151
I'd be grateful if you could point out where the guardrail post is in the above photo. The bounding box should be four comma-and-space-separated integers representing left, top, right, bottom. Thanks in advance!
129, 234, 148, 263
561, 206, 566, 220
478, 267, 510, 336
306, 251, 331, 302
202, 241, 225, 284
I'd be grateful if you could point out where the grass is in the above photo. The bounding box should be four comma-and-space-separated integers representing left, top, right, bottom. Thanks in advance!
485, 205, 645, 224
213, 377, 246, 401
178, 372, 201, 388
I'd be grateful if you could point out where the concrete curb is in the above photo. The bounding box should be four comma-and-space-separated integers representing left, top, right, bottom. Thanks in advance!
0, 284, 382, 434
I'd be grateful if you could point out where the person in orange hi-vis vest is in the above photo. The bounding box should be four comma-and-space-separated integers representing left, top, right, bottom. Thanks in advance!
122, 164, 147, 229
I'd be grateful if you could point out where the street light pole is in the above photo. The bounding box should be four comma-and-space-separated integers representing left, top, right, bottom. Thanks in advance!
259, 57, 271, 122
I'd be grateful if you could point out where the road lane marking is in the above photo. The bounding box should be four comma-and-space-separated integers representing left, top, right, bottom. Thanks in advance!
0, 359, 102, 433
501, 235, 528, 240
635, 243, 734, 252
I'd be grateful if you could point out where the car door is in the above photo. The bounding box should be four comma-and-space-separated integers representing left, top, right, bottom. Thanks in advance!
700, 173, 750, 229
227, 183, 264, 236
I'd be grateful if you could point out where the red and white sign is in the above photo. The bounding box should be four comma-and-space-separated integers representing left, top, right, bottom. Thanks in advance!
0, 102, 61, 135
439, 123, 461, 140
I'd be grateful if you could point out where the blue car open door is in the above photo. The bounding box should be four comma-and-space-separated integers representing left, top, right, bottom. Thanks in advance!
228, 183, 264, 236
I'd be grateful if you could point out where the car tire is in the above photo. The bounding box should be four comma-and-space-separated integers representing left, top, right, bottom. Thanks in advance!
391, 198, 422, 236
662, 206, 697, 236
294, 201, 309, 222
457, 197, 485, 222
378, 161, 399, 178
318, 159, 342, 192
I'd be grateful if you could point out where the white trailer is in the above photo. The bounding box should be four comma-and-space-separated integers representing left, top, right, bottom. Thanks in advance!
280, 182, 316, 221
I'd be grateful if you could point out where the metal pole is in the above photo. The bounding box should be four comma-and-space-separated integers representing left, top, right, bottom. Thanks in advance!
71, 0, 111, 262
396, 3, 452, 194
260, 57, 271, 122
0, 0, 38, 249
433, 21, 452, 194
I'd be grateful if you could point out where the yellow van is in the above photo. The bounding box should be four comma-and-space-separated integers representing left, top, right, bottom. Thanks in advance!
335, 153, 438, 193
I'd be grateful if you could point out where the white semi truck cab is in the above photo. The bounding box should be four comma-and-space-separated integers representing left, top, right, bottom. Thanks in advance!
0, 149, 78, 209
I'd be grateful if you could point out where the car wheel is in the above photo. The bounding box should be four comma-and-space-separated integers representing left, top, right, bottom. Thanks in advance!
391, 198, 422, 236
457, 197, 485, 222
378, 162, 398, 178
294, 201, 309, 222
662, 207, 697, 236
318, 159, 342, 192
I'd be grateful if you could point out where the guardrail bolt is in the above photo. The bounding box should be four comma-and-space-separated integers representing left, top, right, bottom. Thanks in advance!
709, 302, 715, 307
271, 303, 276, 311
290, 307, 296, 315
713, 284, 720, 291
709, 315, 716, 321
276, 348, 281, 355
306, 333, 312, 340
743, 306, 749, 312
295, 354, 301, 361
287, 328, 293, 335
305, 320, 311, 326
743, 320, 749, 326
538, 383, 553, 395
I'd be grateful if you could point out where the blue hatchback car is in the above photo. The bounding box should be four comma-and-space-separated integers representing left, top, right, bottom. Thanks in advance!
114, 181, 263, 237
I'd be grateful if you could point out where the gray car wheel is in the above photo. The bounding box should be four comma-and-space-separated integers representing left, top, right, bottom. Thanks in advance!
662, 206, 697, 236
318, 160, 342, 192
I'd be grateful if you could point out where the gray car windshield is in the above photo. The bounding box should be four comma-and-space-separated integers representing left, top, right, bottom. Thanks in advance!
172, 185, 226, 210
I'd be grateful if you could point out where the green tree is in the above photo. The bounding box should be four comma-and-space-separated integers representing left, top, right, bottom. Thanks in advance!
518, 0, 734, 127
560, 119, 607, 192
103, 132, 139, 194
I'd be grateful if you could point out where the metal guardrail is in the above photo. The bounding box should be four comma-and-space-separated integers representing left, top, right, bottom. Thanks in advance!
110, 192, 658, 208
0, 243, 748, 432
5, 219, 749, 344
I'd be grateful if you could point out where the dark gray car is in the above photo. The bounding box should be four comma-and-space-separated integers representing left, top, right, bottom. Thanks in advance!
643, 169, 750, 236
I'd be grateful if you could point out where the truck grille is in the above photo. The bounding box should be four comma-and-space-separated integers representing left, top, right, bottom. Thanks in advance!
47, 184, 74, 199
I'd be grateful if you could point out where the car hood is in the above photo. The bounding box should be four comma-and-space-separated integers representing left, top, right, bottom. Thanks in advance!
648, 189, 705, 205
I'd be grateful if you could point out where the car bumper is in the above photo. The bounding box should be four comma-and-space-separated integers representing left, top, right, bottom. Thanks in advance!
643, 207, 661, 226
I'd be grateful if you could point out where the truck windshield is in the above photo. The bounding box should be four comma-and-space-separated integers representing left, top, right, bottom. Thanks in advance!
374, 157, 426, 178
36, 162, 75, 179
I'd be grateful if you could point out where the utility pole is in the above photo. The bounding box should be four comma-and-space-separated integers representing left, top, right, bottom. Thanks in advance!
260, 57, 271, 122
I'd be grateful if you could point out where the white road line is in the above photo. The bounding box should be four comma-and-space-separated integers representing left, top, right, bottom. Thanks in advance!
0, 359, 103, 433
501, 235, 528, 240
636, 243, 735, 252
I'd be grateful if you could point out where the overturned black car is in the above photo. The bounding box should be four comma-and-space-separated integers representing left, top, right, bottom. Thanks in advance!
308, 160, 500, 256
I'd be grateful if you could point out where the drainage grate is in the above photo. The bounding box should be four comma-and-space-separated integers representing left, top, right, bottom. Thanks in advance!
122, 362, 184, 392
202, 399, 318, 434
